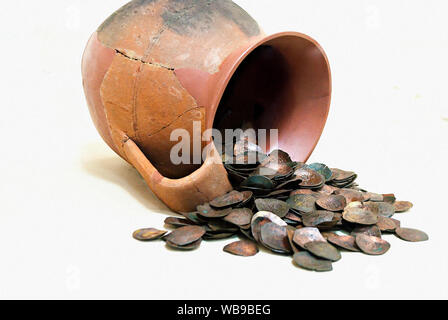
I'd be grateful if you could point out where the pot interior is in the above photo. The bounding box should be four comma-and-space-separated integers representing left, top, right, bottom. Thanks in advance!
213, 35, 331, 162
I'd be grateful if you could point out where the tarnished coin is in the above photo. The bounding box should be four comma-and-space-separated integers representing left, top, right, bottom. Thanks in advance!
259, 149, 292, 167
351, 225, 382, 238
383, 193, 396, 203
197, 203, 232, 218
166, 238, 202, 250
395, 227, 429, 242
304, 241, 341, 262
290, 189, 318, 196
330, 168, 357, 181
260, 189, 292, 199
293, 252, 333, 272
133, 228, 167, 241
295, 167, 325, 188
287, 227, 301, 253
241, 175, 275, 190
394, 201, 413, 213
355, 234, 390, 255
251, 211, 288, 227
377, 216, 399, 232
305, 163, 333, 181
223, 240, 259, 257
335, 189, 364, 203
293, 227, 326, 249
223, 208, 253, 227
303, 211, 334, 227
251, 210, 287, 243
207, 220, 239, 233
325, 233, 360, 252
260, 223, 292, 254
255, 198, 290, 218
164, 217, 196, 228
210, 190, 245, 208
287, 194, 316, 214
203, 232, 236, 240
365, 192, 384, 202
374, 202, 395, 218
237, 191, 253, 207
316, 194, 347, 212
343, 203, 378, 225
284, 212, 302, 224
164, 226, 206, 246
180, 211, 207, 224
318, 184, 340, 195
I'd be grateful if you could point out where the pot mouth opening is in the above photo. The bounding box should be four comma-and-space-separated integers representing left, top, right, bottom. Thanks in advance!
212, 44, 290, 154
211, 32, 332, 162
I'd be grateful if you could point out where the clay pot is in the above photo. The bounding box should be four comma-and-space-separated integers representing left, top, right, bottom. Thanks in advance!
82, 0, 331, 213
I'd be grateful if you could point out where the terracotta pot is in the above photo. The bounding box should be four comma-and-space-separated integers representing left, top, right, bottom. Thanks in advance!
82, 0, 331, 213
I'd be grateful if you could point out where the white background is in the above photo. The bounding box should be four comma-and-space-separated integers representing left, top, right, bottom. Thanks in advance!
0, 0, 447, 299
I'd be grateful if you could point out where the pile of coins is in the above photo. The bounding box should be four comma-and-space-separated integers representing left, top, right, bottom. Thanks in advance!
133, 139, 428, 272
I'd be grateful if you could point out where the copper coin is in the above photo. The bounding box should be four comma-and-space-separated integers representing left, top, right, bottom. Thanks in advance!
260, 223, 292, 253
223, 240, 259, 257
197, 203, 232, 218
241, 175, 275, 190
316, 194, 347, 211
255, 198, 290, 218
223, 208, 253, 226
303, 211, 334, 227
375, 202, 395, 218
365, 192, 384, 202
304, 241, 341, 262
285, 212, 302, 223
330, 168, 357, 181
236, 191, 253, 207
343, 203, 378, 225
132, 228, 167, 241
180, 211, 207, 224
395, 227, 429, 242
251, 217, 271, 243
287, 194, 316, 214
260, 189, 293, 199
382, 193, 396, 203
335, 189, 364, 203
376, 216, 398, 232
164, 217, 196, 228
295, 167, 325, 188
207, 220, 239, 233
292, 227, 326, 249
164, 225, 206, 246
210, 190, 245, 208
293, 252, 333, 272
394, 201, 413, 213
287, 227, 301, 253
166, 238, 202, 250
318, 184, 340, 195
203, 232, 236, 240
351, 225, 382, 238
355, 234, 390, 255
251, 211, 287, 227
290, 189, 318, 196
259, 149, 292, 167
304, 163, 333, 181
326, 233, 360, 252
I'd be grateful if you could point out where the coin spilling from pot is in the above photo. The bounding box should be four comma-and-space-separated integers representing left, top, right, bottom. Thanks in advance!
132, 137, 428, 272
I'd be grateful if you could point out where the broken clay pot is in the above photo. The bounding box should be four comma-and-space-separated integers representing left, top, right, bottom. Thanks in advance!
82, 0, 332, 213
